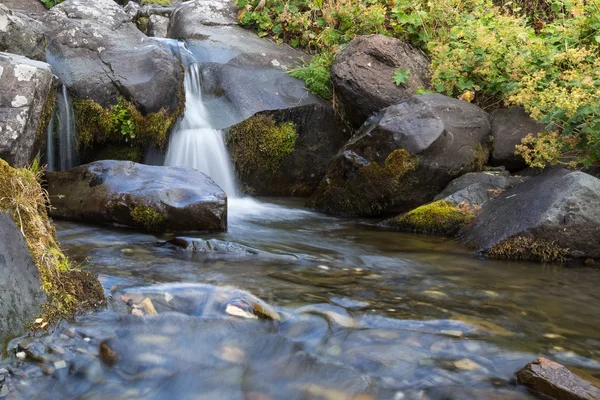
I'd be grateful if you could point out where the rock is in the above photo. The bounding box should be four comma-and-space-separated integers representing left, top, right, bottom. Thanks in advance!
516, 357, 600, 400
47, 161, 227, 233
0, 385, 8, 397
0, 212, 47, 345
308, 94, 491, 217
147, 14, 169, 37
40, 0, 183, 114
0, 5, 46, 61
168, 0, 240, 37
167, 237, 261, 256
123, 1, 141, 19
0, 52, 56, 167
434, 170, 528, 206
226, 107, 349, 196
461, 168, 600, 261
490, 107, 546, 171
331, 34, 430, 128
0, 0, 47, 13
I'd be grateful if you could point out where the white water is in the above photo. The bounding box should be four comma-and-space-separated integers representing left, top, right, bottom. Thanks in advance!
164, 64, 237, 197
46, 115, 55, 172
54, 85, 78, 171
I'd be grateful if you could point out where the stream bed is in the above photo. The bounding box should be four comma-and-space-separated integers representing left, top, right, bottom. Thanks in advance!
2, 198, 600, 399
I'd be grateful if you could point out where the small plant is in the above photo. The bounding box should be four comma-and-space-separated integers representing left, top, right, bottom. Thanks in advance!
131, 206, 164, 232
393, 68, 411, 86
39, 0, 62, 8
290, 53, 334, 99
112, 98, 136, 140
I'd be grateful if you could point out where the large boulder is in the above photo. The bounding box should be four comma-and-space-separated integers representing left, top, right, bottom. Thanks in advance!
517, 357, 600, 400
0, 212, 47, 345
0, 52, 56, 167
461, 168, 600, 261
331, 34, 430, 128
40, 0, 183, 114
308, 94, 491, 217
47, 161, 227, 232
0, 4, 46, 61
0, 0, 47, 13
490, 107, 546, 171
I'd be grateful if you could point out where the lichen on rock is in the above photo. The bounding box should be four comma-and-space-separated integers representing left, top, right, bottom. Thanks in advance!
0, 159, 105, 325
487, 235, 568, 262
131, 206, 164, 232
226, 114, 297, 177
381, 200, 477, 236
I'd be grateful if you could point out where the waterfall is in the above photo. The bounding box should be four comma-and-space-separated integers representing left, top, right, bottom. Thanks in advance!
164, 64, 237, 197
46, 115, 55, 172
51, 85, 78, 171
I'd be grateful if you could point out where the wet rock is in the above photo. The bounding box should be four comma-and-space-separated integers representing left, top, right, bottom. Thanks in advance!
47, 161, 227, 233
331, 34, 430, 128
308, 94, 491, 217
147, 14, 169, 37
167, 237, 261, 256
0, 52, 56, 167
491, 107, 546, 171
0, 385, 9, 397
0, 5, 46, 61
516, 357, 600, 400
168, 0, 237, 32
0, 212, 47, 345
99, 340, 119, 367
422, 386, 531, 400
434, 170, 529, 207
40, 0, 183, 114
462, 168, 600, 261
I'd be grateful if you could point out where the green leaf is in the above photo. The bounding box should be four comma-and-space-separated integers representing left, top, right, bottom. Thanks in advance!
393, 68, 411, 86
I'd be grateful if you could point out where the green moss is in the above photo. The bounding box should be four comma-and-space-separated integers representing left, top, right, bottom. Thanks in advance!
487, 235, 568, 262
383, 200, 476, 236
472, 142, 490, 171
136, 16, 149, 34
226, 114, 298, 177
141, 0, 170, 5
90, 144, 144, 163
36, 82, 57, 157
309, 149, 420, 217
0, 159, 105, 326
72, 89, 184, 153
131, 206, 164, 232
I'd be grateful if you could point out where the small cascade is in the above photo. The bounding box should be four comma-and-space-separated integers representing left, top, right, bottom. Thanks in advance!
164, 64, 237, 197
46, 115, 55, 172
54, 85, 79, 171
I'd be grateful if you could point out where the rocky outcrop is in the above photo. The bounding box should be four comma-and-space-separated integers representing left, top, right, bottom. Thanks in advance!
462, 168, 600, 261
517, 357, 600, 400
0, 52, 56, 167
47, 161, 227, 233
0, 4, 46, 61
434, 170, 528, 206
490, 107, 546, 171
308, 94, 491, 217
226, 106, 350, 196
331, 35, 430, 128
0, 212, 47, 345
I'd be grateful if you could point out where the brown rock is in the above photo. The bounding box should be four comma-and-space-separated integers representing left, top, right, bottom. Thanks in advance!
516, 357, 600, 400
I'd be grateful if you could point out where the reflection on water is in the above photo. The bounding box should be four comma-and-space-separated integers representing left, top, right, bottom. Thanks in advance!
2, 198, 600, 399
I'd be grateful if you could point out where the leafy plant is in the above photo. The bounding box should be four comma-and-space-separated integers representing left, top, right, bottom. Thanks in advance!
290, 53, 334, 99
112, 98, 136, 140
393, 68, 411, 86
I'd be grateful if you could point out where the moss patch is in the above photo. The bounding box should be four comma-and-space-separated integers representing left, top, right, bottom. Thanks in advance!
226, 114, 297, 177
141, 0, 170, 5
131, 206, 164, 232
72, 91, 184, 154
310, 149, 420, 217
382, 200, 477, 236
90, 144, 144, 163
135, 16, 149, 34
487, 235, 568, 262
0, 159, 105, 325
472, 142, 490, 171
35, 82, 57, 160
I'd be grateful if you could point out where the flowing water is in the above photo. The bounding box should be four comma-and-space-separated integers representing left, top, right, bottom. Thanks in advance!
46, 85, 79, 172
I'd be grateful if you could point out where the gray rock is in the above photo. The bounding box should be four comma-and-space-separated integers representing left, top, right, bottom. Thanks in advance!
490, 107, 546, 171
40, 0, 183, 114
167, 237, 261, 256
147, 14, 169, 38
462, 168, 600, 260
331, 34, 430, 128
0, 384, 8, 397
47, 161, 227, 233
0, 52, 56, 167
0, 4, 46, 61
517, 357, 600, 400
0, 212, 47, 346
168, 0, 239, 35
308, 94, 491, 217
123, 1, 141, 19
0, 0, 47, 13
434, 170, 529, 206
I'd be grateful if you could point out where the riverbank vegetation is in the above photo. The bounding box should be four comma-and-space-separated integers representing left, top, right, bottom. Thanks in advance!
236, 0, 600, 167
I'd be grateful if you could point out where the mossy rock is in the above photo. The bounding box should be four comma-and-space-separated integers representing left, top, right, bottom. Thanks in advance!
86, 144, 144, 164
487, 235, 568, 262
381, 200, 476, 236
0, 159, 105, 325
131, 206, 164, 232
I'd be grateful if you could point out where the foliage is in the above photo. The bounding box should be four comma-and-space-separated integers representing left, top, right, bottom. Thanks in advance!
487, 235, 568, 262
131, 206, 164, 232
141, 0, 171, 5
290, 53, 334, 99
39, 0, 62, 9
226, 114, 298, 176
383, 200, 478, 236
393, 68, 411, 86
0, 159, 105, 325
112, 98, 136, 140
235, 0, 600, 165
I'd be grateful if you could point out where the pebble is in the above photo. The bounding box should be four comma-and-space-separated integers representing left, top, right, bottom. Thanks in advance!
15, 352, 26, 360
54, 360, 67, 369
440, 330, 463, 338
0, 369, 7, 375
0, 385, 9, 397
423, 290, 447, 298
454, 358, 481, 370
121, 248, 135, 255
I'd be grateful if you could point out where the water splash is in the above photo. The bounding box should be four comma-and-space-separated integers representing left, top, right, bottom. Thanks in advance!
164, 64, 237, 197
